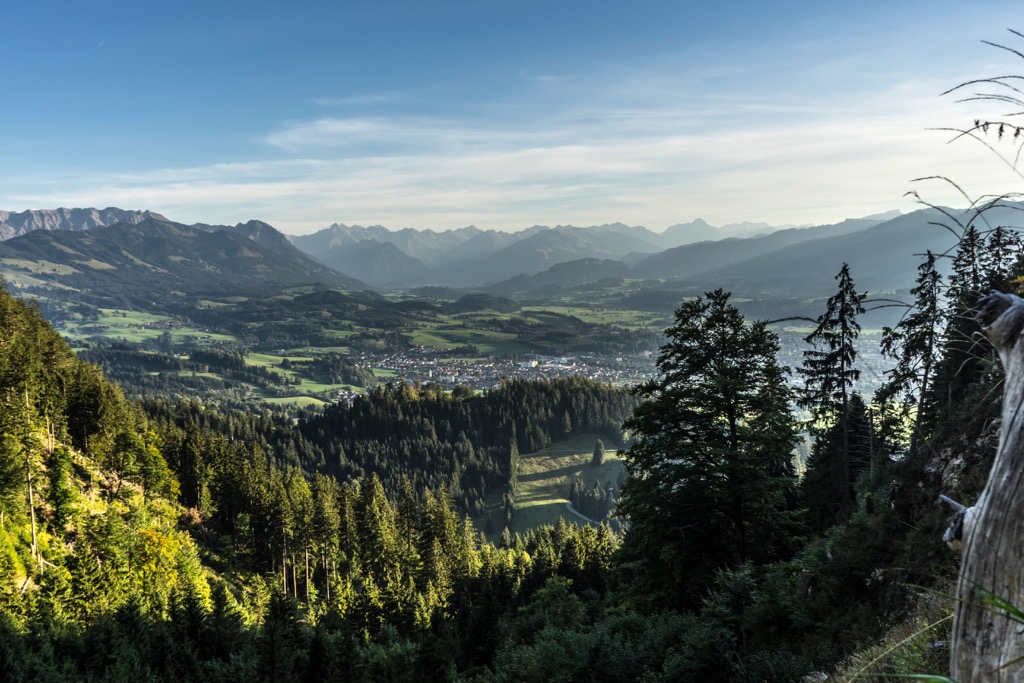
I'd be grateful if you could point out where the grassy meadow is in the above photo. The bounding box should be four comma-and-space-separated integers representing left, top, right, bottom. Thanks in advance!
476, 432, 625, 540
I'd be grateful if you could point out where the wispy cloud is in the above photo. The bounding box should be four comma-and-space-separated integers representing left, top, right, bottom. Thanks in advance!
6, 70, 1020, 235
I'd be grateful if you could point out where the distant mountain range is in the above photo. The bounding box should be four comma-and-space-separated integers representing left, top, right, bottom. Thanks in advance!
7, 204, 1011, 308
0, 207, 166, 241
288, 219, 797, 287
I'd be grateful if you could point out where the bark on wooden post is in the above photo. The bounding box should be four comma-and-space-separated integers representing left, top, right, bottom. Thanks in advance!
952, 290, 1024, 681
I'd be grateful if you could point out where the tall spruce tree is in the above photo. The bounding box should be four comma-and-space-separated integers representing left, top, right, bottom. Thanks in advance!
878, 250, 943, 456
616, 289, 800, 609
929, 223, 1022, 433
799, 262, 866, 524
801, 392, 875, 532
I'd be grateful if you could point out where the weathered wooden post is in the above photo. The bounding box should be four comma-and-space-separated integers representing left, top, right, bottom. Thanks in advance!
952, 290, 1024, 681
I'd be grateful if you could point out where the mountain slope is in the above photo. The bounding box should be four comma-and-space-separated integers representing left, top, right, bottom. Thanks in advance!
683, 204, 1024, 296
659, 218, 721, 247
488, 257, 630, 295
448, 228, 661, 285
292, 223, 485, 267
0, 217, 365, 307
691, 207, 972, 294
634, 216, 891, 281
324, 239, 433, 286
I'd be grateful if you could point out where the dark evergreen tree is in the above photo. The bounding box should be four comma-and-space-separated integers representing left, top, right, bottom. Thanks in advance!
878, 250, 943, 456
616, 289, 801, 609
929, 223, 1023, 435
801, 393, 876, 532
592, 438, 605, 467
799, 262, 865, 524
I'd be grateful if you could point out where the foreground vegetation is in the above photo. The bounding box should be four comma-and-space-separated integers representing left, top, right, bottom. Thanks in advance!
0, 192, 1021, 680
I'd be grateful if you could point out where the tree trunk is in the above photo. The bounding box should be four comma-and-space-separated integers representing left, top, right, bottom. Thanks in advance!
323, 551, 330, 602
26, 454, 40, 572
952, 291, 1024, 681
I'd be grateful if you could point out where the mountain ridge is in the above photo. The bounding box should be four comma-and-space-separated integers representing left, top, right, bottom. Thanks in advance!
0, 207, 167, 241
0, 216, 366, 308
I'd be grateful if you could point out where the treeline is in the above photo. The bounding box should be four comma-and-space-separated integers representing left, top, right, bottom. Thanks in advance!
79, 346, 300, 409
601, 216, 1024, 679
299, 353, 377, 387
301, 377, 636, 514
568, 476, 623, 527
78, 345, 378, 411
143, 376, 635, 519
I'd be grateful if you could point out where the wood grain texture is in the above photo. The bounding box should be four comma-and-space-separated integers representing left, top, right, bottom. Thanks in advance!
952, 291, 1024, 682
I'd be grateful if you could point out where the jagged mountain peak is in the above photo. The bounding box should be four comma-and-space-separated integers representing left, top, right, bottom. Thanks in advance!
0, 207, 167, 241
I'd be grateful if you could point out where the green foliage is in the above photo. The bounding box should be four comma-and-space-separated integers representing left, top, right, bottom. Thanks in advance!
46, 447, 75, 531
878, 250, 943, 454
802, 393, 877, 533
2, 209, 1021, 683
799, 262, 866, 524
617, 289, 801, 609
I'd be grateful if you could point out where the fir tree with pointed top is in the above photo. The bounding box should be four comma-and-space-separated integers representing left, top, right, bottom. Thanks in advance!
617, 289, 801, 609
878, 250, 943, 456
799, 262, 866, 524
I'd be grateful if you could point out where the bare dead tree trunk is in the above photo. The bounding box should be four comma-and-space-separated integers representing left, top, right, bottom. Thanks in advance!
952, 291, 1024, 681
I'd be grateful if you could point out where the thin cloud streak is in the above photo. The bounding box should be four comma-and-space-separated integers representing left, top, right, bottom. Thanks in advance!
8, 82, 1019, 235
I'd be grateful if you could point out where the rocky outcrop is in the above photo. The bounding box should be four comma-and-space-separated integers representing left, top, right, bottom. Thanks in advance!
0, 207, 165, 241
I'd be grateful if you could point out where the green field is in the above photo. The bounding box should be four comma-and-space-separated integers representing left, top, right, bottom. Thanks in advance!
405, 325, 527, 354
264, 396, 330, 408
521, 305, 671, 330
58, 308, 237, 344
476, 432, 625, 539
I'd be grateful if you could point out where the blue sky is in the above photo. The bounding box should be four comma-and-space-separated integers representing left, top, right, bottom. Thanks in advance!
3, 1, 1023, 234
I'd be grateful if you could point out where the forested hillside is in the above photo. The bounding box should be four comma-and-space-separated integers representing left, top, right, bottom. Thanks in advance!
0, 197, 1021, 681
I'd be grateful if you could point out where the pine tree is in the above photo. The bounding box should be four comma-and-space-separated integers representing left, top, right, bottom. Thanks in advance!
799, 263, 865, 524
930, 224, 1023, 430
801, 393, 875, 532
310, 473, 340, 600
616, 289, 800, 609
878, 250, 943, 455
592, 439, 605, 467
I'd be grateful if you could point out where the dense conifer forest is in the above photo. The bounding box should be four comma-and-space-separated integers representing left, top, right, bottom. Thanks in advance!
0, 203, 1020, 681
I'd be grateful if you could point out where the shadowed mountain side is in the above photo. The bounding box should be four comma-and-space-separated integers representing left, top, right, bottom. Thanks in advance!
634, 216, 889, 281
193, 219, 299, 255
691, 205, 1024, 295
0, 217, 365, 308
443, 228, 661, 285
430, 229, 534, 269
487, 258, 631, 295
314, 239, 433, 287
0, 207, 166, 241
292, 221, 684, 280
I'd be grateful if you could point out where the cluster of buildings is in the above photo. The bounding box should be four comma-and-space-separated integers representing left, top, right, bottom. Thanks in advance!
352, 347, 658, 392
344, 333, 892, 399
